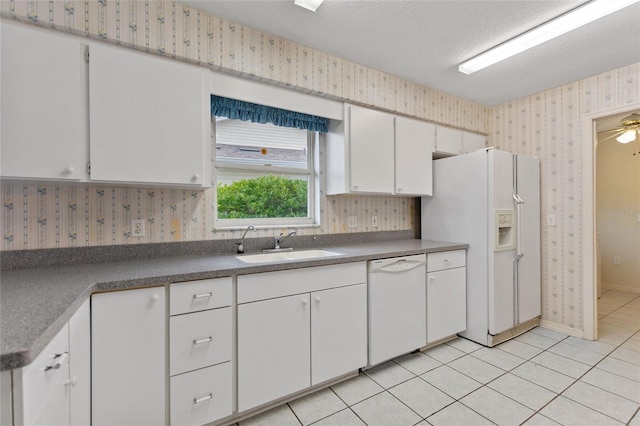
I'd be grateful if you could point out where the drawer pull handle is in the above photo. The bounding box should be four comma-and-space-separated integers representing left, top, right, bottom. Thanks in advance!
193, 292, 213, 299
44, 352, 68, 372
194, 394, 213, 405
193, 337, 213, 345
444, 258, 454, 263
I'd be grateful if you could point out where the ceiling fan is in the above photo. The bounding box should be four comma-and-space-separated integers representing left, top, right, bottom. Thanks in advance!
599, 112, 640, 144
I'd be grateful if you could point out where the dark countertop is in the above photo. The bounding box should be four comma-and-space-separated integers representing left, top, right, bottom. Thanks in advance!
1, 238, 467, 371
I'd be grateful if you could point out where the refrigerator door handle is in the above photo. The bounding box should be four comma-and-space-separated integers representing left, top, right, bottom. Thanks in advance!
513, 194, 525, 261
512, 193, 524, 326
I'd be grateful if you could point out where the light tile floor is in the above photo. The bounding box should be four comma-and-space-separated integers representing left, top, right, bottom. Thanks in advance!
239, 290, 640, 426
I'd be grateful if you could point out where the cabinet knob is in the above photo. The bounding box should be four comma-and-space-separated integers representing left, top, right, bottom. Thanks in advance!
352, 184, 359, 190
315, 297, 322, 303
301, 298, 309, 305
191, 174, 200, 181
151, 294, 160, 301
397, 187, 403, 192
64, 376, 78, 387
63, 166, 75, 174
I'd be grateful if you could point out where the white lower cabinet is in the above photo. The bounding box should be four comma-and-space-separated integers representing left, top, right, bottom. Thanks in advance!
426, 250, 467, 343
170, 362, 232, 426
169, 277, 233, 425
0, 371, 11, 426
238, 293, 311, 412
311, 284, 367, 385
69, 298, 91, 426
13, 324, 70, 426
92, 287, 166, 426
170, 307, 232, 376
11, 299, 90, 426
237, 263, 367, 413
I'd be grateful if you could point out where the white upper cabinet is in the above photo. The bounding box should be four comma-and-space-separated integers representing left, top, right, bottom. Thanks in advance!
395, 116, 434, 196
462, 131, 486, 154
89, 44, 210, 187
326, 104, 432, 196
434, 125, 486, 157
1, 21, 86, 181
434, 125, 463, 156
326, 104, 395, 195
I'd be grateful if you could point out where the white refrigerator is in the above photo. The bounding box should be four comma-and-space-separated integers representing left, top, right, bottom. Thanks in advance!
421, 148, 541, 347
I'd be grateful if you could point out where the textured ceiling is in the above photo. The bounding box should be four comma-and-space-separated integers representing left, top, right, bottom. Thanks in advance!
181, 0, 640, 107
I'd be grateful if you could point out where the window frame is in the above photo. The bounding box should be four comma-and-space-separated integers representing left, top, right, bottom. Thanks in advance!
213, 120, 320, 229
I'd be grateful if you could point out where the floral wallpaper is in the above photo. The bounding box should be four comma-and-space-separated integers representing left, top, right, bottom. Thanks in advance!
0, 0, 444, 251
2, 1, 637, 335
491, 63, 640, 332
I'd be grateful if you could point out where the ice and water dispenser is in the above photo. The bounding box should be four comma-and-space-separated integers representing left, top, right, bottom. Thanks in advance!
494, 210, 516, 251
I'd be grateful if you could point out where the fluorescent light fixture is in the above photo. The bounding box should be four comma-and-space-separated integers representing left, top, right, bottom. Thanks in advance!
294, 0, 324, 12
459, 0, 640, 75
616, 129, 637, 143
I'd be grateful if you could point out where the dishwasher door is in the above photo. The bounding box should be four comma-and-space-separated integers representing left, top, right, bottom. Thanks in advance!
368, 254, 427, 366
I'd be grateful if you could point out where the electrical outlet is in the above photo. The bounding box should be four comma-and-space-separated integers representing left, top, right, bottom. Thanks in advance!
132, 219, 145, 237
371, 215, 378, 228
613, 256, 621, 265
546, 214, 556, 227
348, 216, 358, 228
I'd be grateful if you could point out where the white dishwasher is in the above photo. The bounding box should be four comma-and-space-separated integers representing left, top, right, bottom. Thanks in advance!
368, 254, 427, 366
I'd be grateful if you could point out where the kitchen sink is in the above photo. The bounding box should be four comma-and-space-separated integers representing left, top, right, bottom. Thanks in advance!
235, 249, 344, 264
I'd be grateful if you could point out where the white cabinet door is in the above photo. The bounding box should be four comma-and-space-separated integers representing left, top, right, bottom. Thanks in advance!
395, 116, 434, 196
0, 371, 11, 426
92, 287, 166, 426
462, 132, 486, 154
1, 21, 85, 181
434, 126, 462, 155
348, 105, 395, 194
311, 284, 367, 385
237, 294, 311, 412
427, 268, 466, 343
89, 43, 209, 186
14, 323, 70, 426
69, 299, 91, 426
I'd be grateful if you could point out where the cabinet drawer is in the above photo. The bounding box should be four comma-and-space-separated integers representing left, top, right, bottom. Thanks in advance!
170, 307, 232, 376
170, 362, 232, 426
170, 277, 231, 316
427, 250, 466, 272
238, 262, 366, 304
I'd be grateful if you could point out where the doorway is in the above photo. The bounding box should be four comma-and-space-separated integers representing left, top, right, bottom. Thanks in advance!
594, 110, 640, 342
583, 104, 640, 341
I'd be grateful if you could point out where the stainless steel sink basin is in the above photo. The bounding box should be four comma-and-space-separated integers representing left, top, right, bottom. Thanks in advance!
235, 249, 344, 264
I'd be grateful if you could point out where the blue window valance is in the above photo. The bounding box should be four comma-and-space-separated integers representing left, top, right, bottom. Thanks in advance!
211, 95, 329, 133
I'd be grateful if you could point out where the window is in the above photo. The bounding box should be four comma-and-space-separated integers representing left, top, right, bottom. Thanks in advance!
214, 118, 318, 228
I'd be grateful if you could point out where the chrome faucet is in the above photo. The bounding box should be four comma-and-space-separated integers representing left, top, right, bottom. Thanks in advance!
236, 225, 257, 254
274, 231, 297, 250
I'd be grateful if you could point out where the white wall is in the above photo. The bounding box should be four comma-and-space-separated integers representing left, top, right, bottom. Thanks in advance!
596, 135, 640, 293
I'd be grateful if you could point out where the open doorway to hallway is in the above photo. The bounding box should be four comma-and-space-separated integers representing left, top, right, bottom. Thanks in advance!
594, 110, 640, 342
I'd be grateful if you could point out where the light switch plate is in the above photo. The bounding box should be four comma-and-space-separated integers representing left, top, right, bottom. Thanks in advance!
348, 216, 358, 228
371, 216, 378, 228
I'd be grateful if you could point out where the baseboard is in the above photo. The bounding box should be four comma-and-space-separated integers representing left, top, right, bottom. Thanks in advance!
539, 319, 584, 338
602, 283, 640, 295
